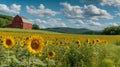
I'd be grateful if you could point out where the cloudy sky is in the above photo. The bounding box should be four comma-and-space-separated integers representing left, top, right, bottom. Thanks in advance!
0, 0, 120, 30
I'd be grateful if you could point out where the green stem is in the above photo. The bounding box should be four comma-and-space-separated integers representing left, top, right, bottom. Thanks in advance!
32, 55, 35, 67
8, 49, 9, 67
0, 45, 2, 67
27, 52, 30, 67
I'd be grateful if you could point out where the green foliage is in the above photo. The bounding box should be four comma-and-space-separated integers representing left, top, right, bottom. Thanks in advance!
115, 41, 120, 46
0, 44, 46, 67
102, 26, 120, 35
0, 14, 13, 27
102, 58, 114, 67
32, 24, 40, 30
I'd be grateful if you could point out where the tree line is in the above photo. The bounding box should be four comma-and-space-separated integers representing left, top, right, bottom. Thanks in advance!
102, 26, 120, 35
0, 14, 13, 27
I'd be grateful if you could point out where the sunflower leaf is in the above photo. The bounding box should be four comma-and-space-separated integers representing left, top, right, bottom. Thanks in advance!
33, 59, 46, 66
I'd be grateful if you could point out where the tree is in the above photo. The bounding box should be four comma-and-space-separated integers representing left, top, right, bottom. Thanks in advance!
102, 26, 120, 35
32, 24, 40, 30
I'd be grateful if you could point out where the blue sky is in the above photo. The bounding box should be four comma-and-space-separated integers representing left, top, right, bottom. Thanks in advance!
0, 0, 120, 30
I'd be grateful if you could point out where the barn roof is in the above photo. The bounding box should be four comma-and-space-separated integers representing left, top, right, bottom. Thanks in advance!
21, 17, 31, 24
16, 15, 32, 24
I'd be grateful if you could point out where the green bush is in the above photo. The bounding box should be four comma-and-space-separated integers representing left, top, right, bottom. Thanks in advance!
32, 24, 40, 30
102, 26, 120, 35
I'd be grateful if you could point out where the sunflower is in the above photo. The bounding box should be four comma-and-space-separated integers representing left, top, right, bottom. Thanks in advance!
38, 53, 42, 57
87, 38, 91, 44
3, 36, 15, 48
20, 41, 25, 47
25, 36, 30, 41
15, 41, 18, 46
0, 40, 3, 44
45, 57, 49, 61
48, 51, 56, 58
96, 39, 101, 42
44, 41, 49, 46
76, 40, 81, 45
27, 36, 44, 54
76, 40, 82, 48
93, 39, 97, 45
46, 48, 49, 52
101, 40, 108, 44
60, 41, 63, 45
95, 39, 101, 44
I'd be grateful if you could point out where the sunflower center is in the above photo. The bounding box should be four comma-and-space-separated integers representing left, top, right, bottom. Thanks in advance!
6, 39, 12, 45
49, 52, 54, 56
31, 41, 39, 49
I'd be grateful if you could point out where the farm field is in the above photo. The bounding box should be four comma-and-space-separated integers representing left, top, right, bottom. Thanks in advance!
0, 28, 120, 67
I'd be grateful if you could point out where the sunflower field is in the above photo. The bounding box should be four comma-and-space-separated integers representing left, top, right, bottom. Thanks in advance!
0, 28, 120, 67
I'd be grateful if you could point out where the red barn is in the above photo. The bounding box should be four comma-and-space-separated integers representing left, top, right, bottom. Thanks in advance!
4, 15, 32, 30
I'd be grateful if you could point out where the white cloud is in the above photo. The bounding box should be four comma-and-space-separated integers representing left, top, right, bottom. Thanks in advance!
88, 22, 119, 30
70, 19, 101, 30
75, 20, 84, 25
100, 0, 120, 7
26, 4, 58, 17
83, 5, 113, 20
32, 18, 67, 28
60, 23, 67, 27
71, 18, 119, 30
60, 2, 83, 19
72, 19, 119, 30
116, 13, 120, 16
89, 22, 119, 30
0, 4, 21, 14
60, 2, 113, 20
73, 20, 85, 27
106, 23, 119, 26
35, 19, 47, 24
100, 0, 120, 16
87, 20, 101, 26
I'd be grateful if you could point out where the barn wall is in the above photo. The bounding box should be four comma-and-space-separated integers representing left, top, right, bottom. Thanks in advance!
12, 15, 23, 25
23, 23, 32, 30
